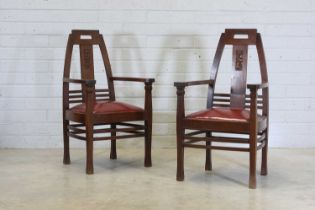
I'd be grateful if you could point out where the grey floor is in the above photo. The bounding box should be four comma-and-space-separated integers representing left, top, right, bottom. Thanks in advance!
0, 148, 314, 210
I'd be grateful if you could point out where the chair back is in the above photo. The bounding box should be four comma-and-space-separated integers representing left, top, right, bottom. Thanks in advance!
63, 30, 115, 103
207, 29, 268, 113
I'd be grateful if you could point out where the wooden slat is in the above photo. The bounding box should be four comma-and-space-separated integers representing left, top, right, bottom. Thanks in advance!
212, 103, 230, 107
214, 93, 262, 99
96, 94, 110, 97
213, 97, 263, 103
117, 122, 145, 129
213, 98, 230, 102
68, 133, 86, 140
96, 89, 109, 92
184, 135, 249, 144
183, 143, 250, 152
69, 123, 144, 128
69, 90, 82, 94
69, 123, 85, 127
185, 130, 206, 136
214, 93, 230, 97
69, 99, 83, 104
94, 133, 145, 141
212, 103, 263, 109
68, 132, 145, 141
68, 126, 84, 133
68, 124, 145, 134
69, 95, 82, 99
119, 130, 145, 135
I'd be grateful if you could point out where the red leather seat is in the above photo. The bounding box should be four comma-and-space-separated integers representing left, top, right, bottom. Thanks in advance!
186, 107, 251, 122
70, 101, 144, 114
184, 107, 267, 133
185, 107, 267, 132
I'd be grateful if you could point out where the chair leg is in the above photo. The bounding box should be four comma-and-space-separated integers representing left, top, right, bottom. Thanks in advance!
176, 127, 184, 181
144, 120, 152, 167
63, 120, 70, 164
249, 133, 257, 189
205, 132, 212, 171
261, 136, 268, 176
85, 123, 94, 174
110, 124, 117, 160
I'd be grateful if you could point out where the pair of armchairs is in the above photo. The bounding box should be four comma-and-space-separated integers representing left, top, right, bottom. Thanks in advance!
62, 29, 269, 189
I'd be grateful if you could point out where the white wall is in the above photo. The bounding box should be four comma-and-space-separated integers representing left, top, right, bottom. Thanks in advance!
0, 0, 315, 148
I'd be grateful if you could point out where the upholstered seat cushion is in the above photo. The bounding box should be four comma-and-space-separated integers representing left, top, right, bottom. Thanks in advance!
186, 107, 256, 122
70, 101, 144, 114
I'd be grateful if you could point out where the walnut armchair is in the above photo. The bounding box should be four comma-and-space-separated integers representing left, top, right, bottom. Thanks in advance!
174, 29, 269, 189
62, 30, 154, 174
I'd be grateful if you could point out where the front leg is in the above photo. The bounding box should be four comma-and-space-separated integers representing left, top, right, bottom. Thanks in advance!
144, 82, 153, 167
85, 85, 95, 174
249, 87, 258, 189
176, 86, 185, 181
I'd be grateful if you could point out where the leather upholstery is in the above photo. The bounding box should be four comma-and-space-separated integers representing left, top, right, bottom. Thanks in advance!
186, 107, 256, 122
70, 101, 144, 114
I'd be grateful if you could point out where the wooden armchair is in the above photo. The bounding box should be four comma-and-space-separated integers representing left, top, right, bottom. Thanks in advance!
174, 29, 269, 189
62, 30, 154, 174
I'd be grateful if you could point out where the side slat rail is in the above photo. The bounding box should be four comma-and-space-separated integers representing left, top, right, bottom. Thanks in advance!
182, 130, 267, 152
67, 122, 145, 141
213, 93, 263, 109
68, 89, 111, 104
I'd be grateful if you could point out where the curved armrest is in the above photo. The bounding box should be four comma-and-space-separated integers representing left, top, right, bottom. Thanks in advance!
247, 82, 268, 91
174, 80, 214, 88
63, 78, 96, 87
111, 76, 155, 84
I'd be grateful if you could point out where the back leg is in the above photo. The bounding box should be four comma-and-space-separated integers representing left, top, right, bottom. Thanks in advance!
110, 124, 117, 159
261, 133, 268, 175
63, 120, 70, 164
205, 131, 212, 171
144, 120, 152, 167
85, 123, 94, 174
249, 131, 257, 189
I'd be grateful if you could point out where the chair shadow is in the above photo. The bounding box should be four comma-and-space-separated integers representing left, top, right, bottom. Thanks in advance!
189, 171, 248, 187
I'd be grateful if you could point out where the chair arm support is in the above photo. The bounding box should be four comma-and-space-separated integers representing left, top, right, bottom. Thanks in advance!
247, 83, 269, 122
144, 82, 153, 119
174, 85, 186, 122
111, 76, 155, 84
174, 80, 214, 88
247, 82, 268, 91
247, 82, 269, 120
173, 80, 214, 117
62, 78, 95, 113
63, 78, 96, 87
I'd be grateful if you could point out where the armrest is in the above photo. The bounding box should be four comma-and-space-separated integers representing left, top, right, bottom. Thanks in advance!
247, 82, 268, 91
63, 78, 96, 87
111, 76, 155, 84
174, 79, 214, 88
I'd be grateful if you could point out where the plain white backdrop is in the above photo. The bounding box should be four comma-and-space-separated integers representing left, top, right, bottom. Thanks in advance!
0, 0, 315, 148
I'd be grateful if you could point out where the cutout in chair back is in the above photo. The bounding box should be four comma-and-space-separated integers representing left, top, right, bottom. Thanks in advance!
233, 34, 249, 39
80, 35, 92, 40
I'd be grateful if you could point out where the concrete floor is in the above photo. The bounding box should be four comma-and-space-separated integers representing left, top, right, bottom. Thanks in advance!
0, 148, 314, 210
